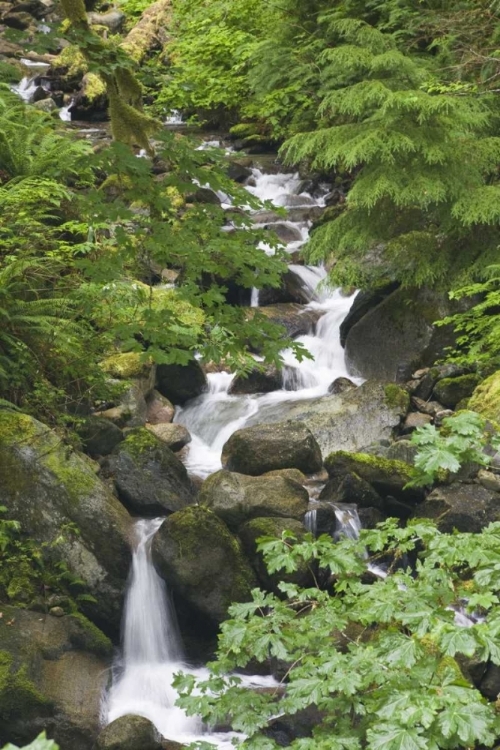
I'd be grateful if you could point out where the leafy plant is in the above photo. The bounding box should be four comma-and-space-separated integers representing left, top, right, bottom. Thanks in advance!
409, 410, 500, 486
2, 733, 58, 750
176, 519, 500, 750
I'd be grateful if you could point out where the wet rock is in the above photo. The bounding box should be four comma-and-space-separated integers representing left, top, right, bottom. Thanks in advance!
152, 506, 256, 625
146, 389, 175, 425
222, 421, 323, 476
319, 472, 384, 510
265, 222, 303, 244
146, 423, 191, 452
250, 303, 322, 340
468, 371, 500, 422
32, 85, 49, 102
0, 606, 111, 750
339, 284, 399, 347
96, 715, 163, 750
433, 374, 480, 408
0, 411, 131, 633
76, 417, 124, 458
87, 9, 126, 32
325, 451, 424, 504
479, 664, 500, 701
328, 377, 356, 395
414, 483, 500, 532
344, 287, 459, 382
229, 365, 282, 395
259, 268, 316, 306
246, 381, 406, 458
98, 382, 148, 429
262, 468, 307, 484
478, 469, 500, 493
386, 440, 419, 465
411, 396, 443, 416
287, 206, 324, 222
156, 361, 207, 405
186, 187, 221, 205
33, 98, 58, 112
238, 516, 311, 591
401, 412, 433, 434
3, 11, 33, 29
252, 209, 283, 224
358, 506, 386, 529
199, 470, 309, 528
227, 160, 253, 183
0, 39, 22, 56
104, 428, 194, 516
11, 0, 47, 17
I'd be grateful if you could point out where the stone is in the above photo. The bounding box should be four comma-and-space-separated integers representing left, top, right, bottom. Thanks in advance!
344, 287, 460, 382
96, 715, 162, 750
227, 160, 252, 183
319, 472, 384, 510
266, 222, 303, 245
101, 352, 155, 387
324, 451, 424, 504
0, 39, 22, 57
3, 11, 33, 29
33, 98, 58, 112
414, 483, 500, 532
386, 440, 419, 465
0, 605, 111, 749
468, 371, 500, 423
259, 268, 315, 306
229, 365, 282, 395
104, 428, 194, 516
432, 374, 480, 408
0, 412, 131, 633
339, 284, 399, 347
479, 664, 500, 701
238, 517, 311, 591
249, 303, 323, 341
11, 0, 47, 15
98, 382, 148, 429
199, 470, 309, 528
245, 381, 407, 459
156, 360, 207, 405
402, 412, 433, 434
146, 423, 191, 452
76, 417, 124, 458
186, 187, 221, 205
146, 389, 175, 424
222, 421, 323, 476
32, 85, 49, 102
87, 9, 126, 32
328, 377, 356, 395
152, 506, 256, 625
478, 469, 500, 493
49, 607, 65, 617
262, 468, 307, 484
411, 396, 443, 416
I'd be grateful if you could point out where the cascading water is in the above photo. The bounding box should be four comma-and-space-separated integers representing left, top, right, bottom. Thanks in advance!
104, 519, 275, 746
175, 166, 359, 478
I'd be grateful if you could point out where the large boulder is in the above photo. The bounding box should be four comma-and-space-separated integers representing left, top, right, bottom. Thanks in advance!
238, 517, 311, 591
344, 287, 458, 382
146, 390, 175, 425
199, 470, 309, 528
229, 365, 282, 395
152, 506, 256, 625
156, 361, 207, 405
259, 268, 315, 306
103, 428, 194, 516
0, 606, 112, 749
246, 382, 407, 458
222, 422, 322, 476
76, 417, 124, 458
324, 451, 424, 504
96, 715, 163, 750
413, 483, 500, 533
433, 374, 480, 409
0, 411, 131, 633
249, 304, 322, 340
468, 371, 500, 422
339, 284, 399, 347
319, 472, 384, 511
146, 423, 191, 452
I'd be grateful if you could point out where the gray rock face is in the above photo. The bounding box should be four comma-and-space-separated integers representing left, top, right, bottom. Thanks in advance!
229, 365, 282, 395
339, 284, 398, 347
76, 416, 124, 458
259, 267, 313, 306
104, 428, 194, 515
252, 303, 322, 340
0, 412, 131, 633
246, 381, 406, 458
344, 287, 458, 382
199, 470, 309, 528
152, 506, 256, 625
146, 423, 191, 452
156, 361, 207, 405
96, 715, 163, 750
413, 483, 500, 533
0, 606, 112, 750
222, 422, 323, 476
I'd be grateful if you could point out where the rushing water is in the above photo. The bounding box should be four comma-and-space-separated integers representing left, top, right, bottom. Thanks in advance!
104, 519, 275, 746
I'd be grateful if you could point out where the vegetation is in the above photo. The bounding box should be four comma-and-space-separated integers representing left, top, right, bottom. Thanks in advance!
1, 735, 58, 750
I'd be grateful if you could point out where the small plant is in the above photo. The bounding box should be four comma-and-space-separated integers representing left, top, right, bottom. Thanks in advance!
2, 733, 58, 750
409, 410, 500, 486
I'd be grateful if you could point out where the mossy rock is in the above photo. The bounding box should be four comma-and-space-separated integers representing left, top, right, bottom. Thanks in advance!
319, 471, 384, 511
413, 482, 500, 533
221, 421, 323, 476
433, 374, 480, 409
324, 451, 424, 504
152, 506, 257, 625
156, 360, 207, 405
76, 416, 124, 458
104, 427, 194, 515
96, 715, 163, 750
199, 470, 309, 528
469, 371, 500, 423
238, 516, 312, 592
0, 411, 131, 633
101, 352, 152, 381
384, 384, 410, 414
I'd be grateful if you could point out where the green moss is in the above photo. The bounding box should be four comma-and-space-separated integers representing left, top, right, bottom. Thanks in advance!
468, 371, 500, 423
121, 427, 159, 458
0, 651, 49, 721
326, 450, 412, 478
67, 613, 113, 657
433, 374, 480, 409
43, 450, 99, 505
83, 72, 106, 101
384, 384, 410, 414
101, 352, 151, 379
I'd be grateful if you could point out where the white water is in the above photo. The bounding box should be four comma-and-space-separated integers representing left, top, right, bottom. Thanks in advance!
175, 166, 358, 478
104, 519, 275, 746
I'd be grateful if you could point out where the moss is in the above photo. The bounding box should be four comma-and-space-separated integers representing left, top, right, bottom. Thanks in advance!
101, 352, 151, 380
326, 450, 412, 479
67, 613, 113, 657
384, 384, 410, 414
52, 44, 87, 76
0, 651, 49, 721
83, 72, 106, 101
433, 374, 480, 409
468, 371, 500, 423
43, 450, 99, 505
121, 427, 159, 458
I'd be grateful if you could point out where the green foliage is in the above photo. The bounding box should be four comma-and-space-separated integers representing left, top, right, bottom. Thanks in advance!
176, 518, 500, 750
409, 410, 500, 486
2, 734, 58, 750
